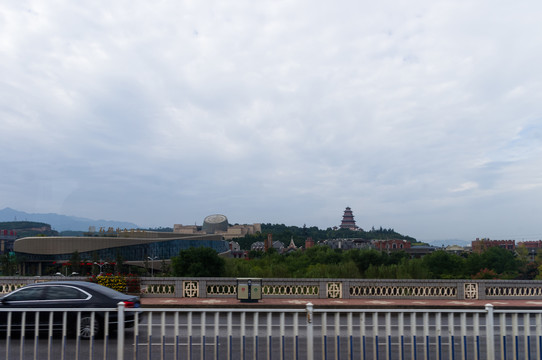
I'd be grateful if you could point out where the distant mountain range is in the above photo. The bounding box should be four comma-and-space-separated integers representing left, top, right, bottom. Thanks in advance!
0, 207, 139, 232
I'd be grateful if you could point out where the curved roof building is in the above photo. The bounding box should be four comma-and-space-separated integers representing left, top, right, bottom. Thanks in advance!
14, 230, 229, 275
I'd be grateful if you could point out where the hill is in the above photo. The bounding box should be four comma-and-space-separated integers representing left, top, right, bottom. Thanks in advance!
0, 221, 59, 237
0, 208, 139, 232
234, 223, 417, 250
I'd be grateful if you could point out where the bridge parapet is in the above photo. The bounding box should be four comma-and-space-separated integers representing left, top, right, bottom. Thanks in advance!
137, 278, 542, 300
1, 277, 542, 300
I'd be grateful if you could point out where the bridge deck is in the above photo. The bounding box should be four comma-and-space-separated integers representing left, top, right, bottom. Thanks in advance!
141, 296, 542, 309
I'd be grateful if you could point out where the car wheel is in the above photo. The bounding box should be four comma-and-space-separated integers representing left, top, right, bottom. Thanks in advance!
79, 315, 101, 339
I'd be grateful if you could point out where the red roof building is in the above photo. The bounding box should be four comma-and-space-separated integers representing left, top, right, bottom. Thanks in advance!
472, 238, 515, 253
372, 239, 411, 251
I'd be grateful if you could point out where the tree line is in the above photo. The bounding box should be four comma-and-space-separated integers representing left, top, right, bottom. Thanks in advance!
169, 244, 541, 280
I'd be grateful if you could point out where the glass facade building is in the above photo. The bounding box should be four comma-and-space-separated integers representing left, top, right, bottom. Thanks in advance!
13, 232, 230, 275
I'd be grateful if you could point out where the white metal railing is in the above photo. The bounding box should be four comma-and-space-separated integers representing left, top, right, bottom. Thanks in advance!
0, 306, 120, 360
2, 303, 542, 359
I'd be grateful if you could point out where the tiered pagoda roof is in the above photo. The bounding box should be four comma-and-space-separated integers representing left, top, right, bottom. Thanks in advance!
340, 207, 358, 230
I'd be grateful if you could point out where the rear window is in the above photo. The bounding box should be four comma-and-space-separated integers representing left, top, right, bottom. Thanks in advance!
45, 286, 89, 300
5, 287, 45, 301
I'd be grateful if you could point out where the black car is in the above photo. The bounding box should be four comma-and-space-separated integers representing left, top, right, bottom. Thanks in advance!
0, 281, 140, 339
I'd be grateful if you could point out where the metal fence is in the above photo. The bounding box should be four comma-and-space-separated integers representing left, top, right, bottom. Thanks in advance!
2, 303, 542, 359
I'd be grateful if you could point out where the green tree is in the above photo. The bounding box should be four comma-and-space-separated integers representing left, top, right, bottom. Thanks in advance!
69, 251, 82, 274
465, 252, 483, 277
0, 254, 18, 276
516, 244, 530, 265
224, 257, 253, 277
515, 244, 537, 279
396, 258, 429, 279
115, 252, 125, 275
91, 252, 100, 276
304, 246, 343, 265
171, 247, 225, 277
248, 250, 264, 259
422, 251, 466, 278
159, 259, 171, 276
386, 251, 410, 265
347, 249, 386, 275
365, 263, 398, 278
479, 247, 519, 277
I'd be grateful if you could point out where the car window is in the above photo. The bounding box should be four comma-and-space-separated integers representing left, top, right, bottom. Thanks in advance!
45, 286, 89, 300
5, 287, 45, 301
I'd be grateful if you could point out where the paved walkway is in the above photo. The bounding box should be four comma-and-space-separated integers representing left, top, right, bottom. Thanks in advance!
141, 297, 542, 309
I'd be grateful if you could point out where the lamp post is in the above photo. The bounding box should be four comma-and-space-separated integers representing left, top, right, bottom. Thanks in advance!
147, 256, 158, 277
94, 261, 109, 275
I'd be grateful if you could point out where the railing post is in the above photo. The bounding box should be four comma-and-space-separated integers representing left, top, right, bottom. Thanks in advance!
306, 302, 314, 360
117, 302, 126, 360
485, 304, 495, 360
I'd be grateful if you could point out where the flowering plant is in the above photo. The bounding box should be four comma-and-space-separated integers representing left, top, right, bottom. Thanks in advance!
88, 273, 140, 294
472, 268, 498, 280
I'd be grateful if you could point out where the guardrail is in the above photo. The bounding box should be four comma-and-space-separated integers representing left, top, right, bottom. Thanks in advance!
1, 303, 542, 359
3, 277, 542, 300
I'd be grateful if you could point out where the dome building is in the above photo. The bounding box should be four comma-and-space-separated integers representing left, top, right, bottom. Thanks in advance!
174, 214, 261, 240
202, 214, 229, 234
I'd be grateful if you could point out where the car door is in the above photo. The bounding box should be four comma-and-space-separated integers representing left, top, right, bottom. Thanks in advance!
40, 285, 93, 329
0, 286, 46, 331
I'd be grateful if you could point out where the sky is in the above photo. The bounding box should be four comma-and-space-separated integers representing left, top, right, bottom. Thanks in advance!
1, 1, 542, 243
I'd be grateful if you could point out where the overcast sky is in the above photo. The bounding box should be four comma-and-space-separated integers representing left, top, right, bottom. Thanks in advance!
1, 1, 542, 243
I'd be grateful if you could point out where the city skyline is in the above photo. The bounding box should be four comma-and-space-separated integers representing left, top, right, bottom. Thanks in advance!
0, 207, 534, 246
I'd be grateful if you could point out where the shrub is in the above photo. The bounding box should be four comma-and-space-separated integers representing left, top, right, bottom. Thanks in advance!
89, 274, 140, 293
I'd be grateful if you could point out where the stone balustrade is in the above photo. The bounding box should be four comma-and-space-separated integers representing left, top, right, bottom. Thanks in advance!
2, 277, 542, 300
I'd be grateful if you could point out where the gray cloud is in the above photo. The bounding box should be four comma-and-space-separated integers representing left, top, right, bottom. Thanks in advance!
1, 1, 542, 242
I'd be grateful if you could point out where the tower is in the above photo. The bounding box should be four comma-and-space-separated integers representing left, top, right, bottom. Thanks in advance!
265, 233, 273, 252
340, 207, 358, 230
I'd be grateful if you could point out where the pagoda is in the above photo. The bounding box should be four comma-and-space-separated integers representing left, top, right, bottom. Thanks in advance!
340, 207, 358, 230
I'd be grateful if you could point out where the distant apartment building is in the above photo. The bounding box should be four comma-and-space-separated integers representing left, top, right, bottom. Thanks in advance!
517, 240, 542, 262
305, 237, 315, 249
471, 238, 515, 253
321, 238, 372, 250
228, 241, 248, 258
372, 239, 411, 251
229, 241, 241, 251
251, 241, 284, 253
517, 240, 542, 249
406, 245, 437, 258
444, 245, 467, 255
0, 229, 17, 254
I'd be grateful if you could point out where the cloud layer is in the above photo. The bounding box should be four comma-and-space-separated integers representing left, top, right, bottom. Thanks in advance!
1, 1, 542, 241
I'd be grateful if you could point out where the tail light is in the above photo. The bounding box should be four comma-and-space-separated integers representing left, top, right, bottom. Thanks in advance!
123, 301, 136, 308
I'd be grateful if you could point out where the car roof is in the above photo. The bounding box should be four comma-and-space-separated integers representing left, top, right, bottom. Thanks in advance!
22, 281, 136, 299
